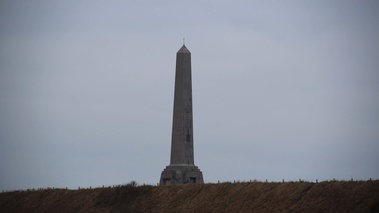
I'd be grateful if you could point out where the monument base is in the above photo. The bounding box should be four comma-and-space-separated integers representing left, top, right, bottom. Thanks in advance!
160, 164, 204, 185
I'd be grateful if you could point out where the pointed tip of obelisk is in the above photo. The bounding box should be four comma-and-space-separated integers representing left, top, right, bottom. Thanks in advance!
178, 44, 190, 53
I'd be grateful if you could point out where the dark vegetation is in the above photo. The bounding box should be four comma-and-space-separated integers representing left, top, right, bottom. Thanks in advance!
1, 180, 378, 213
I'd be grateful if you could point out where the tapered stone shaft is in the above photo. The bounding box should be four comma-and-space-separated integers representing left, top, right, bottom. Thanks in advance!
160, 45, 204, 185
170, 45, 194, 165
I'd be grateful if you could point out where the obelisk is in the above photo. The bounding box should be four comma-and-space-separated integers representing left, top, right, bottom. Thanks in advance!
159, 44, 204, 185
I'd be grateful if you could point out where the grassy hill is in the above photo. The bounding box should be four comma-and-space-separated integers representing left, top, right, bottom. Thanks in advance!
1, 180, 378, 212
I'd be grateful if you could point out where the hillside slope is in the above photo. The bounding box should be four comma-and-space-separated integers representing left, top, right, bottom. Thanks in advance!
1, 181, 379, 212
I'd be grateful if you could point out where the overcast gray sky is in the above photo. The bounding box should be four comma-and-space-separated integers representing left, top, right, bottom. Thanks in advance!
1, 0, 379, 190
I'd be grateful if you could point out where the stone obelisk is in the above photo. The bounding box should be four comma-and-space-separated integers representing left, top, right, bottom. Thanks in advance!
160, 44, 204, 185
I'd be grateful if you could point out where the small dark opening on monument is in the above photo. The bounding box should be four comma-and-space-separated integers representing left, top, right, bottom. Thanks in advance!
190, 177, 196, 183
186, 129, 190, 142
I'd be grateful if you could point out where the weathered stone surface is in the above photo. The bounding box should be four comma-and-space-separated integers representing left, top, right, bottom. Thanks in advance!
160, 45, 203, 185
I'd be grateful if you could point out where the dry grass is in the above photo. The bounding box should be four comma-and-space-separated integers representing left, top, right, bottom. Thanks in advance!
1, 180, 378, 213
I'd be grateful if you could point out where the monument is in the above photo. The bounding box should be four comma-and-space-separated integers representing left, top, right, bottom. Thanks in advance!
160, 43, 204, 185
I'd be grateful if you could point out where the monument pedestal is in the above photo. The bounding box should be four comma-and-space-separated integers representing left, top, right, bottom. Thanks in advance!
160, 164, 203, 185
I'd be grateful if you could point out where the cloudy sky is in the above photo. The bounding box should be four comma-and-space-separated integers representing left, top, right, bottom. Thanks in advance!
1, 0, 378, 190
